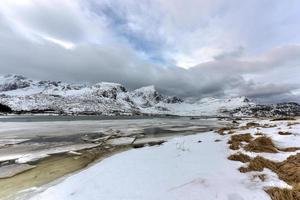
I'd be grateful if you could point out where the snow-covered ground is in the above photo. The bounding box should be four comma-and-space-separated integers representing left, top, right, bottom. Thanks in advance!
140, 96, 253, 116
233, 119, 300, 162
24, 132, 271, 200
20, 118, 300, 200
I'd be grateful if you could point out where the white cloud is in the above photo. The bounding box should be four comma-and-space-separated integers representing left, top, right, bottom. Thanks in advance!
0, 0, 300, 102
42, 36, 75, 49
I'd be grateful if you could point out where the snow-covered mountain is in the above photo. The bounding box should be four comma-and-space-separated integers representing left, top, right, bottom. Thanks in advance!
0, 74, 254, 116
230, 102, 300, 117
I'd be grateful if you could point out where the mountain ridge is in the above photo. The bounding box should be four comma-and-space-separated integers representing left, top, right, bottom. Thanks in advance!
1, 74, 298, 117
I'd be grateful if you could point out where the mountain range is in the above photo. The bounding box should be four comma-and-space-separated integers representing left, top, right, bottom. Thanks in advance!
0, 74, 299, 117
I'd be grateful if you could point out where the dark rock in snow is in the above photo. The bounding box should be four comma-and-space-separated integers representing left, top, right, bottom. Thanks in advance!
0, 103, 12, 113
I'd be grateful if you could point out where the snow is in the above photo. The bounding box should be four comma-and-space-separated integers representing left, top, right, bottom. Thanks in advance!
0, 74, 254, 116
27, 132, 276, 200
0, 138, 30, 147
20, 118, 300, 200
0, 143, 98, 163
234, 119, 300, 162
141, 96, 253, 116
106, 137, 135, 146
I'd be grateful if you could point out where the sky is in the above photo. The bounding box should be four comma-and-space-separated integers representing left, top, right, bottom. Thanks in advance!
0, 0, 300, 103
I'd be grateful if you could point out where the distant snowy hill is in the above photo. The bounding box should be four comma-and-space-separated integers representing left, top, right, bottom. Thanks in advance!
0, 74, 254, 116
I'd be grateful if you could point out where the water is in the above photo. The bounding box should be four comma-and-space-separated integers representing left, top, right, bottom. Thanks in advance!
0, 115, 228, 199
0, 115, 224, 138
0, 115, 176, 123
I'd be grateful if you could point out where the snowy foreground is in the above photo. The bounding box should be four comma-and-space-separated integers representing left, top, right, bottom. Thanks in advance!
21, 118, 300, 200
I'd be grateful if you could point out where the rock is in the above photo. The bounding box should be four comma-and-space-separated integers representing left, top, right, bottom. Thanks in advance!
0, 103, 12, 113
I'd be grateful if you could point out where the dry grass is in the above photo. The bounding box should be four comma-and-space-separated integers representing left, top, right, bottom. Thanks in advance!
271, 117, 296, 121
239, 154, 300, 187
237, 154, 300, 199
228, 119, 300, 200
246, 122, 260, 127
261, 124, 277, 128
242, 135, 299, 153
228, 153, 251, 163
287, 122, 300, 126
254, 132, 264, 136
244, 136, 278, 153
240, 122, 260, 130
266, 186, 300, 200
239, 156, 277, 173
216, 127, 235, 135
278, 131, 292, 135
228, 142, 240, 150
228, 133, 253, 150
279, 147, 300, 152
258, 174, 267, 181
241, 123, 277, 130
251, 174, 267, 182
276, 153, 300, 184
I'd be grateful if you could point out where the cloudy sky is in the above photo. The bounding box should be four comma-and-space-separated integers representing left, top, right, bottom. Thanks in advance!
0, 0, 300, 102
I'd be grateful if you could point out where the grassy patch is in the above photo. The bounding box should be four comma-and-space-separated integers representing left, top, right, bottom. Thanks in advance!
238, 153, 300, 183
216, 127, 235, 135
228, 133, 253, 150
271, 117, 296, 121
244, 136, 278, 153
239, 156, 277, 173
278, 131, 292, 135
266, 186, 300, 200
228, 153, 251, 163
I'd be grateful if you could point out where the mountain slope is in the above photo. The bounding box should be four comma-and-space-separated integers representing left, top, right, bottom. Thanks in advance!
0, 74, 254, 116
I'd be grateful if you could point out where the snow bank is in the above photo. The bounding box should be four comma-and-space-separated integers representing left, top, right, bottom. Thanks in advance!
27, 132, 273, 200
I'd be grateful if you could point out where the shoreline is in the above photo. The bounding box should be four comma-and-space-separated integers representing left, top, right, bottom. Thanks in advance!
0, 116, 224, 199
23, 117, 300, 200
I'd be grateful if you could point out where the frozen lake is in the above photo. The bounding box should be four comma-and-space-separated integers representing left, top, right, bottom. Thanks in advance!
0, 115, 229, 199
0, 115, 225, 138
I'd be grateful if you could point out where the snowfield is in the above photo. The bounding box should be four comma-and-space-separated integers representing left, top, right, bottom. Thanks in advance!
26, 132, 272, 200
24, 118, 300, 200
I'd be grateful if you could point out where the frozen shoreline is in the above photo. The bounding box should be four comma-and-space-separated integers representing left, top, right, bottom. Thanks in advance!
0, 117, 224, 199
19, 118, 300, 200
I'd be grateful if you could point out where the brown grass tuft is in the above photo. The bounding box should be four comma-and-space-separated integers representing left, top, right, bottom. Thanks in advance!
216, 127, 235, 135
246, 122, 260, 127
244, 136, 278, 153
261, 124, 277, 128
271, 117, 296, 121
258, 174, 267, 181
276, 153, 300, 184
228, 142, 240, 150
239, 156, 277, 173
228, 133, 253, 150
251, 174, 267, 182
228, 153, 251, 163
279, 147, 300, 152
266, 187, 300, 200
254, 132, 264, 136
239, 154, 300, 184
278, 131, 292, 135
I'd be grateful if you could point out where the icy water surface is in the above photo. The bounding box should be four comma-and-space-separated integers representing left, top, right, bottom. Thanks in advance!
0, 115, 227, 199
